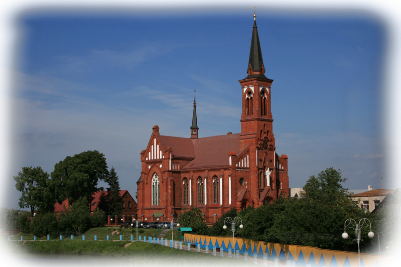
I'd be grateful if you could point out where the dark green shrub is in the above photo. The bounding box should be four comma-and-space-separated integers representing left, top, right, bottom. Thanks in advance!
30, 212, 58, 238
90, 208, 106, 227
178, 208, 209, 235
208, 208, 238, 237
0, 208, 23, 230
17, 212, 31, 233
58, 197, 91, 235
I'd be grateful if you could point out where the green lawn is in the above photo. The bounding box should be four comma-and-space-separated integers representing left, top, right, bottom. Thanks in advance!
6, 238, 255, 266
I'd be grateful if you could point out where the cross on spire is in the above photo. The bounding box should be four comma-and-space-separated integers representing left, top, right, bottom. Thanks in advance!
253, 6, 256, 20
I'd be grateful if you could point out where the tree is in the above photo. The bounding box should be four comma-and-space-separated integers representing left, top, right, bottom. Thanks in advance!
178, 208, 208, 235
14, 166, 54, 217
239, 201, 285, 241
58, 196, 92, 235
208, 207, 239, 237
30, 212, 59, 238
105, 167, 122, 216
51, 150, 109, 205
303, 167, 350, 204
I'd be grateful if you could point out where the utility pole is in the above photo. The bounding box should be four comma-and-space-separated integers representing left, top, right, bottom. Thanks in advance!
381, 177, 383, 189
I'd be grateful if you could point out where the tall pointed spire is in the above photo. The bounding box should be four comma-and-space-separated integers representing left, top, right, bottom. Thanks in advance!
245, 11, 268, 80
190, 90, 199, 139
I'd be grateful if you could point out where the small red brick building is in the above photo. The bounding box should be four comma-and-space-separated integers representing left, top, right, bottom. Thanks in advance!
136, 15, 289, 224
54, 190, 137, 220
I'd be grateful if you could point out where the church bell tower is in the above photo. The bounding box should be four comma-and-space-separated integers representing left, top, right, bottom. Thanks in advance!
239, 12, 275, 151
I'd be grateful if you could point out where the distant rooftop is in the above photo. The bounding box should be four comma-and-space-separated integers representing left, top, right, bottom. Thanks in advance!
351, 189, 395, 197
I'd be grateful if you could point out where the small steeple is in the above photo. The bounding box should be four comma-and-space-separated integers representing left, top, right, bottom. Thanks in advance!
190, 90, 199, 139
245, 10, 268, 79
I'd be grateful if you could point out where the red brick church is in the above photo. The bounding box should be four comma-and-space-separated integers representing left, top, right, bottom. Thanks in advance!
136, 14, 289, 224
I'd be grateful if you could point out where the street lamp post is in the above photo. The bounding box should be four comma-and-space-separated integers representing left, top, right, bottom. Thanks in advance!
342, 218, 374, 267
165, 216, 180, 245
223, 216, 243, 257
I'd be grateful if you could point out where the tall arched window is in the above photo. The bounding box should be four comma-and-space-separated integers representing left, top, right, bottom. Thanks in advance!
152, 173, 160, 206
260, 90, 267, 116
183, 178, 188, 205
197, 177, 204, 204
259, 171, 263, 188
246, 91, 253, 116
213, 176, 219, 204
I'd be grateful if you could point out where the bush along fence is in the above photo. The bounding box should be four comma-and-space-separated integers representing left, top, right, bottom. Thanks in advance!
184, 233, 394, 267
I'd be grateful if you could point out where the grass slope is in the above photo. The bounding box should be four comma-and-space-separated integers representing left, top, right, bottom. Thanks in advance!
7, 241, 255, 267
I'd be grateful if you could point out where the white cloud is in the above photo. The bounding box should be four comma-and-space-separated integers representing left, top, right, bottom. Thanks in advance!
13, 71, 90, 98
51, 42, 178, 74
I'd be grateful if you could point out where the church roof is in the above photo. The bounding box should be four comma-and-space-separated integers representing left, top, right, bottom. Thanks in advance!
157, 132, 243, 169
182, 133, 242, 170
157, 135, 196, 158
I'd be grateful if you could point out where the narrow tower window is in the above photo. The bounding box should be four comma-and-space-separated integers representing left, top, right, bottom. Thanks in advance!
151, 173, 160, 206
246, 91, 253, 116
183, 178, 188, 205
260, 90, 267, 116
213, 176, 220, 204
197, 177, 204, 204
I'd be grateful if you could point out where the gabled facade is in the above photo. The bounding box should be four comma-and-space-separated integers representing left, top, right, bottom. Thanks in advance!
54, 190, 137, 218
136, 14, 289, 224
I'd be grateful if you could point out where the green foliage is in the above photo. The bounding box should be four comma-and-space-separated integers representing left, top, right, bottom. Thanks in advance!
51, 150, 109, 205
178, 208, 208, 235
58, 197, 92, 235
239, 201, 285, 241
97, 167, 122, 216
303, 167, 350, 204
204, 168, 380, 252
17, 212, 31, 233
0, 208, 20, 230
14, 166, 54, 216
30, 212, 59, 238
208, 208, 239, 237
90, 208, 106, 228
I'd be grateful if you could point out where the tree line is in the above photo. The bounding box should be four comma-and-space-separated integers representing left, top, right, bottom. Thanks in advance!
11, 150, 123, 236
179, 168, 392, 253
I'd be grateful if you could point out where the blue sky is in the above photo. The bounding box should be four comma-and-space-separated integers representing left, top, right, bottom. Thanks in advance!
2, 8, 388, 209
